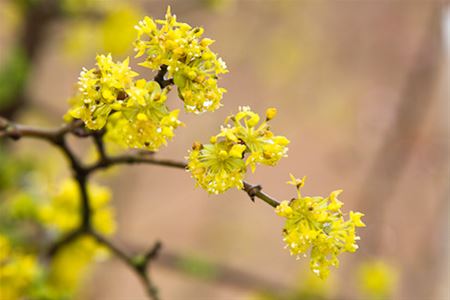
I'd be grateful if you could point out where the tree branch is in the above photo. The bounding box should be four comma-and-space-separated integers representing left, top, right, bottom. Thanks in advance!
1, 117, 282, 208
1, 116, 283, 300
0, 117, 83, 142
154, 65, 174, 89
0, 117, 161, 299
47, 228, 84, 257
90, 231, 161, 300
243, 182, 280, 207
87, 154, 187, 173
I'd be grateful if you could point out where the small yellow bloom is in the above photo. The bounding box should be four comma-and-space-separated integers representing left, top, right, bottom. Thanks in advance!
229, 144, 246, 158
0, 234, 39, 300
350, 211, 366, 227
133, 6, 228, 113
187, 142, 246, 194
275, 201, 293, 217
276, 175, 365, 279
39, 179, 116, 236
265, 107, 277, 120
358, 260, 398, 299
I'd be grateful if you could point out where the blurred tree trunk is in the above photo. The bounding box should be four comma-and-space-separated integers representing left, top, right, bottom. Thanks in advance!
355, 3, 445, 300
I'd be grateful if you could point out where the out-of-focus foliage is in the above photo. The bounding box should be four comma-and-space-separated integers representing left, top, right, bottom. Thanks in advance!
63, 5, 142, 60
0, 150, 115, 299
48, 236, 110, 295
357, 260, 398, 300
39, 178, 116, 235
61, 0, 108, 15
250, 271, 331, 300
201, 0, 235, 11
101, 7, 142, 56
275, 175, 365, 279
175, 254, 219, 280
0, 234, 39, 300
0, 146, 33, 190
0, 48, 29, 109
0, 1, 23, 28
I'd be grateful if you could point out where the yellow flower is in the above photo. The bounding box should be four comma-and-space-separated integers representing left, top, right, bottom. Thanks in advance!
217, 106, 290, 172
49, 236, 109, 293
187, 141, 246, 194
265, 107, 277, 121
274, 201, 293, 217
358, 260, 398, 299
0, 234, 39, 300
134, 6, 228, 113
187, 107, 289, 194
39, 179, 116, 236
68, 57, 183, 151
68, 54, 138, 130
276, 175, 365, 279
104, 83, 183, 151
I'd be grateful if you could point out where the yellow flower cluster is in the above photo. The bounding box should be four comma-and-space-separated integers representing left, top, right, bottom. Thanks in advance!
276, 175, 365, 279
49, 236, 109, 294
39, 179, 116, 236
0, 234, 96, 300
134, 6, 228, 113
68, 54, 138, 130
187, 107, 289, 194
358, 260, 398, 299
67, 54, 182, 151
0, 234, 38, 300
37, 179, 115, 295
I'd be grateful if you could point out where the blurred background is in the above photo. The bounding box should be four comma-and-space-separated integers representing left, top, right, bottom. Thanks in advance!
0, 0, 448, 299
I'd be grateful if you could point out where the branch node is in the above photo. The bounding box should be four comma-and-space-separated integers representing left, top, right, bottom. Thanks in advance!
5, 125, 22, 140
154, 65, 174, 88
145, 241, 162, 262
244, 183, 262, 202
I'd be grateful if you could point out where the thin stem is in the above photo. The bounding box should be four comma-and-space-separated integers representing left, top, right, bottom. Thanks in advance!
92, 130, 107, 161
1, 117, 282, 208
0, 117, 82, 142
154, 65, 174, 88
87, 154, 187, 173
1, 116, 284, 300
243, 182, 280, 208
47, 228, 84, 257
90, 231, 160, 300
76, 174, 91, 230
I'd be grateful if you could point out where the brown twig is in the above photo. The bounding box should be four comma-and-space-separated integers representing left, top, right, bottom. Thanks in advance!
0, 117, 161, 300
243, 182, 280, 207
48, 228, 84, 257
86, 154, 187, 173
90, 231, 161, 300
0, 116, 283, 300
154, 65, 174, 89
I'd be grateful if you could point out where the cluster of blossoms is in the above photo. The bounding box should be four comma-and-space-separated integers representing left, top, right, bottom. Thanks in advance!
39, 179, 116, 236
275, 175, 365, 279
187, 106, 289, 194
134, 6, 228, 113
0, 234, 38, 300
67, 54, 182, 151
67, 6, 227, 151
59, 5, 366, 285
0, 178, 115, 299
39, 179, 116, 294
